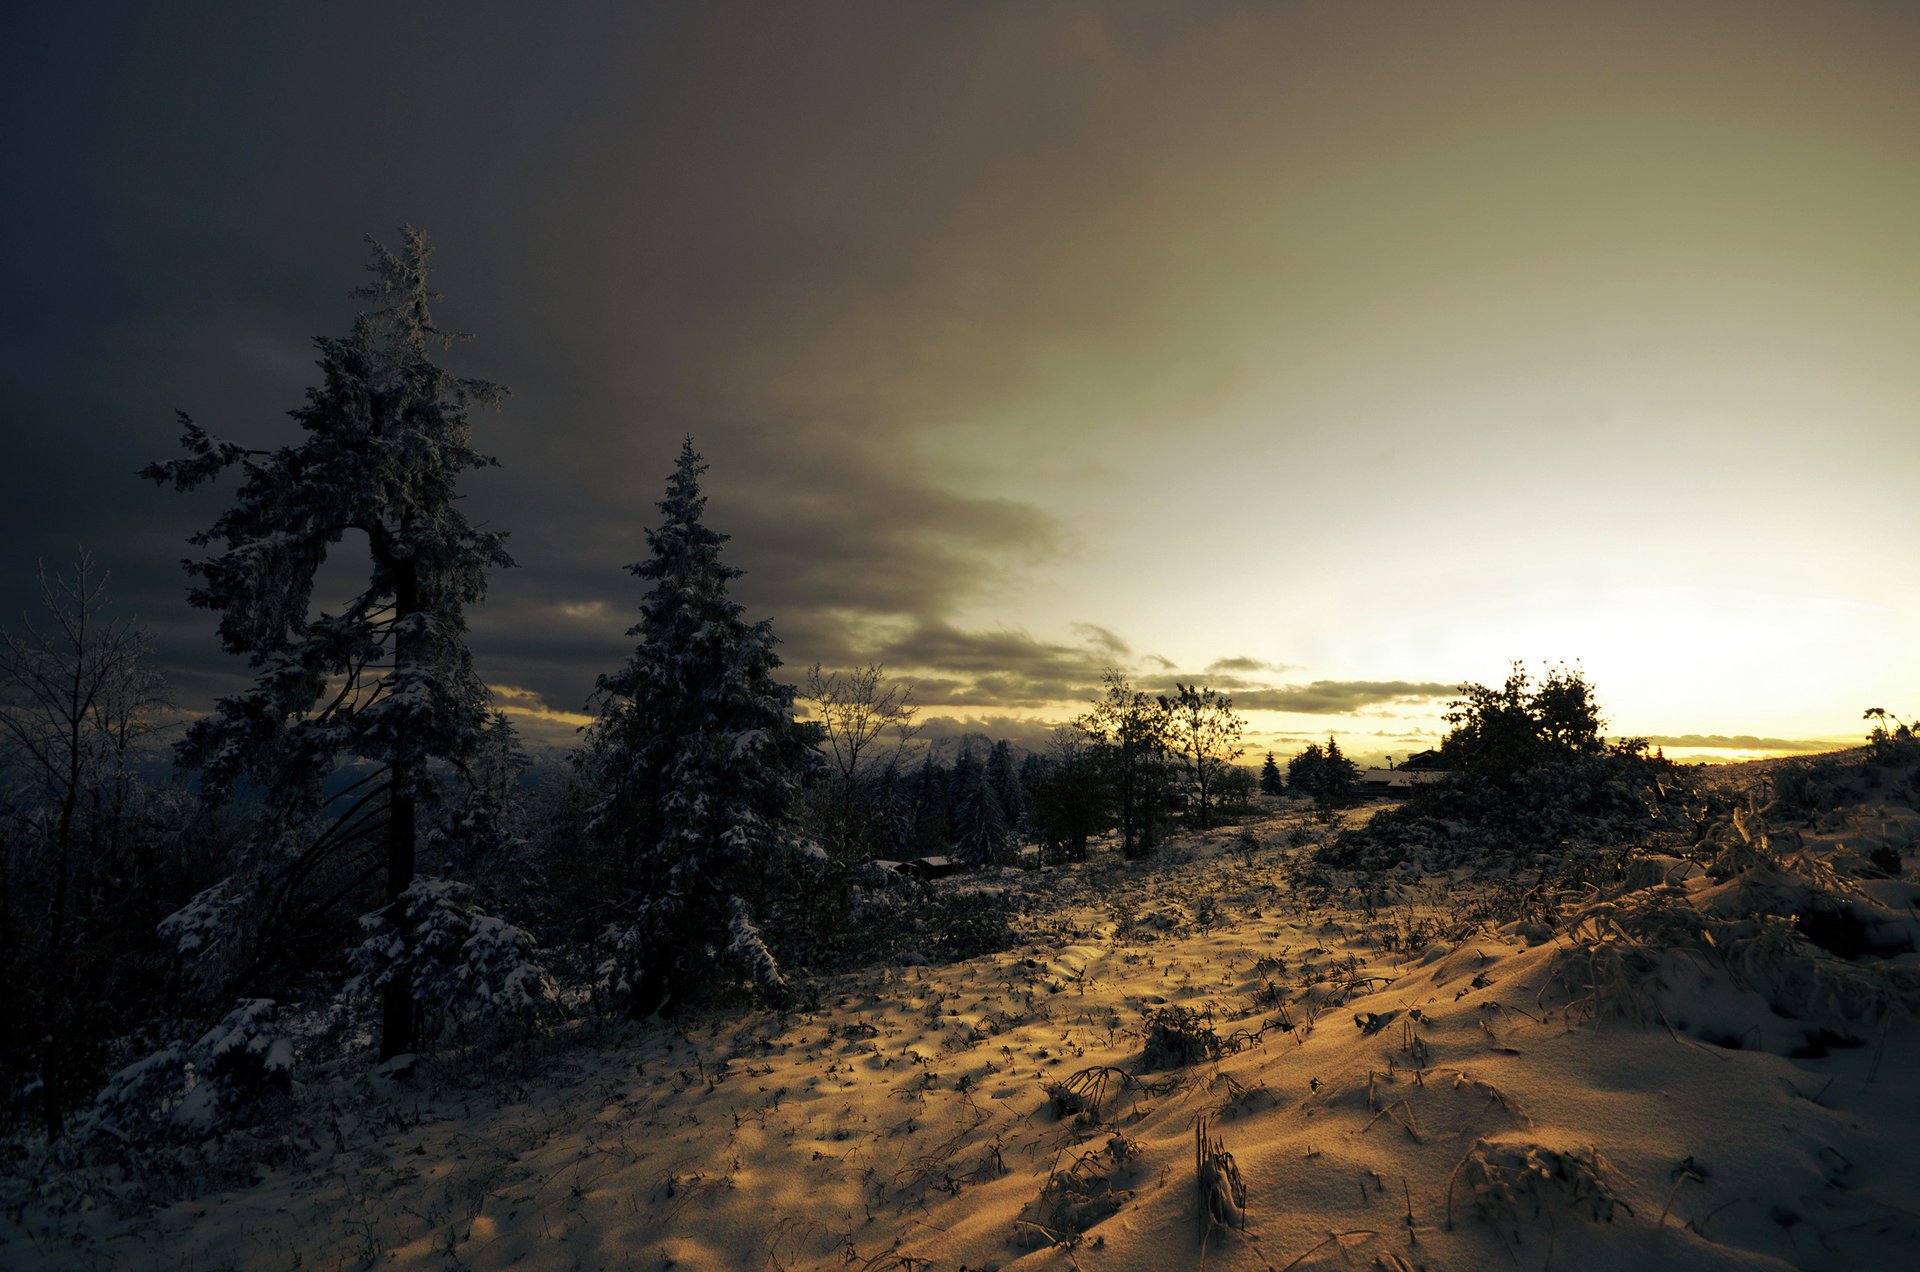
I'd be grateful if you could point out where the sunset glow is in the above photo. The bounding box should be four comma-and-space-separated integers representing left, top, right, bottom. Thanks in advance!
6, 2, 1916, 764
12, 9, 1920, 1268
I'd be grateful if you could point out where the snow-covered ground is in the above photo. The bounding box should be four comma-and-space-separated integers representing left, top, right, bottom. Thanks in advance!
6, 761, 1919, 1271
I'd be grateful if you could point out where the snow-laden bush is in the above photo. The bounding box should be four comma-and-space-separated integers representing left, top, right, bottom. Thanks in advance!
597, 890, 793, 1017
1449, 1139, 1631, 1228
1323, 744, 1689, 872
726, 895, 789, 1001
1544, 802, 1920, 1050
74, 998, 292, 1149
349, 877, 557, 1041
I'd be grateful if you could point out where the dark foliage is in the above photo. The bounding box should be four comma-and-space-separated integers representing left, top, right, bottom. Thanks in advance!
1078, 672, 1174, 858
143, 229, 514, 1059
1259, 752, 1284, 796
1140, 1005, 1226, 1069
1287, 737, 1360, 807
950, 745, 1010, 869
583, 440, 822, 1017
780, 880, 1018, 975
1769, 712, 1920, 821
1024, 730, 1111, 864
1322, 664, 1688, 868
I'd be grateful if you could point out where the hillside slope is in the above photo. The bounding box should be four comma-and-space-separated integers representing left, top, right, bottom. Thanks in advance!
6, 759, 1920, 1271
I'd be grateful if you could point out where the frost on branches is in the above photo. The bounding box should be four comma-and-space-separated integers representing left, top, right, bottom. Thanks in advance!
156, 877, 252, 977
584, 440, 821, 1017
349, 878, 557, 1040
143, 228, 514, 1056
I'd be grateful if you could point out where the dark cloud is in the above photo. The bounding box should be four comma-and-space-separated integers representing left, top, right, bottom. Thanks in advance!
1206, 656, 1283, 674
1230, 681, 1460, 714
0, 5, 1119, 720
796, 634, 1457, 729
858, 621, 1118, 709
1071, 623, 1131, 657
19, 4, 1862, 749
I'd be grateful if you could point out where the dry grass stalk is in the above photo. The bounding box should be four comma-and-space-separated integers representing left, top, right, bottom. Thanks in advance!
1195, 1112, 1248, 1239
1277, 1228, 1379, 1272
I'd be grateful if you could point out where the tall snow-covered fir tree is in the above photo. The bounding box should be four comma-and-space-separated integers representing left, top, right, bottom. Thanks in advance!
585, 439, 821, 1018
144, 228, 514, 1058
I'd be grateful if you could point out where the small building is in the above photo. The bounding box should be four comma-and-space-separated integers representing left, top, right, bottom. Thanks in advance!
895, 855, 960, 881
1356, 767, 1453, 796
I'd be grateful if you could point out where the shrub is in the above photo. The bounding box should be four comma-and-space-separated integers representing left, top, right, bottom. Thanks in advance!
1140, 1005, 1225, 1069
350, 878, 557, 1042
1323, 666, 1687, 869
74, 998, 292, 1149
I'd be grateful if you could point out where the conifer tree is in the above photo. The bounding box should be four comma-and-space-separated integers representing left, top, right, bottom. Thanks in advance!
986, 739, 1026, 835
1260, 752, 1284, 796
145, 229, 512, 1058
1287, 742, 1327, 799
584, 440, 820, 1017
949, 744, 1009, 869
905, 753, 951, 856
1025, 728, 1108, 863
1319, 736, 1361, 806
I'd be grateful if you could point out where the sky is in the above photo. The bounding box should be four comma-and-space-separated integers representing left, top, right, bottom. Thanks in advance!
5, 1, 1918, 764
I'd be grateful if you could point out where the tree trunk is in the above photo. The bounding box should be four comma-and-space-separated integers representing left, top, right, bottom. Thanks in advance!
379, 784, 416, 1058
379, 555, 420, 1061
40, 634, 87, 1142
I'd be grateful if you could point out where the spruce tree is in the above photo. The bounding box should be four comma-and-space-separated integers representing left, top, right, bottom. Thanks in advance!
145, 228, 512, 1058
986, 739, 1026, 836
949, 745, 1009, 869
1320, 736, 1361, 806
585, 440, 820, 1017
906, 754, 951, 856
1260, 752, 1284, 796
1287, 742, 1327, 799
1025, 728, 1109, 863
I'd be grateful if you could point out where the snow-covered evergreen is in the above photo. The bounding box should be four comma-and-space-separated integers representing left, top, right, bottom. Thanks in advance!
348, 877, 557, 1040
950, 745, 1010, 869
583, 440, 820, 1016
143, 228, 514, 1055
74, 998, 292, 1148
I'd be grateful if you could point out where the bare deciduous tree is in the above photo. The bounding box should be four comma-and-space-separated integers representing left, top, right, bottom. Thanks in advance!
0, 550, 165, 1138
1161, 682, 1246, 830
804, 663, 920, 862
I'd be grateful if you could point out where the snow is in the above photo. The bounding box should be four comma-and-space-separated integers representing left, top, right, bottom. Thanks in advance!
70, 998, 292, 1149
7, 765, 1920, 1270
156, 878, 245, 959
349, 877, 558, 1035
